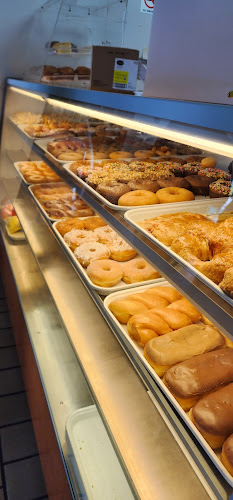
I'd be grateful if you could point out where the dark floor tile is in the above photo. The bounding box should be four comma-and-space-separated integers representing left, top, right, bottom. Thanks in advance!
4, 456, 47, 500
0, 313, 11, 329
0, 329, 15, 348
0, 367, 24, 396
1, 421, 38, 463
0, 347, 19, 370
0, 299, 8, 313
0, 489, 4, 500
0, 281, 5, 299
0, 393, 30, 427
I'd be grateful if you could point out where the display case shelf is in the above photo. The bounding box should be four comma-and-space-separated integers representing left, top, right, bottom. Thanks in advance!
2, 78, 233, 499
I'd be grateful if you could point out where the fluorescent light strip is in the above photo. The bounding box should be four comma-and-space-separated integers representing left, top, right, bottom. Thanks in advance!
46, 97, 233, 157
11, 87, 45, 102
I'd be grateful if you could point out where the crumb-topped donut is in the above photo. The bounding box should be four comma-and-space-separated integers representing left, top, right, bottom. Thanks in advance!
64, 229, 98, 251
122, 258, 161, 283
86, 259, 123, 287
74, 241, 110, 267
156, 187, 195, 203
107, 238, 137, 262
118, 190, 159, 206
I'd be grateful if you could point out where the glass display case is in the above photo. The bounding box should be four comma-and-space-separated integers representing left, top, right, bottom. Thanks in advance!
1, 78, 233, 500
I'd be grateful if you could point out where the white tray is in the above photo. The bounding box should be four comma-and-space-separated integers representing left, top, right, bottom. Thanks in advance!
103, 282, 233, 487
36, 137, 106, 164
124, 198, 233, 305
66, 406, 134, 500
29, 182, 70, 222
13, 161, 62, 185
53, 220, 164, 295
63, 162, 218, 212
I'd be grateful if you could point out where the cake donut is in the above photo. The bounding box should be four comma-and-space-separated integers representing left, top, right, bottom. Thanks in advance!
57, 152, 83, 161
86, 259, 123, 287
64, 229, 98, 251
156, 187, 195, 203
190, 382, 233, 449
128, 180, 160, 192
83, 216, 107, 231
122, 258, 161, 283
56, 218, 85, 236
109, 151, 133, 159
93, 226, 119, 244
134, 150, 154, 158
118, 190, 159, 206
107, 238, 137, 262
74, 241, 110, 267
96, 181, 131, 204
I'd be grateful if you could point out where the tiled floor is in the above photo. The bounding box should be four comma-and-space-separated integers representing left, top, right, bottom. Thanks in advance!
0, 277, 48, 500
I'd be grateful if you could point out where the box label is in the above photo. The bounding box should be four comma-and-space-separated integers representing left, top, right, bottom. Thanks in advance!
140, 0, 154, 14
113, 58, 138, 91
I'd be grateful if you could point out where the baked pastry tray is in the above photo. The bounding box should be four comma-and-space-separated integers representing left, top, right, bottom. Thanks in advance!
9, 119, 74, 140
14, 161, 62, 185
63, 162, 213, 212
52, 219, 164, 295
29, 182, 73, 222
124, 198, 233, 305
104, 282, 233, 487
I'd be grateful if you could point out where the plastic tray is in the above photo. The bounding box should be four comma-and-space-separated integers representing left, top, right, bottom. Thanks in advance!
29, 182, 72, 222
14, 161, 63, 185
53, 219, 164, 295
66, 406, 134, 500
103, 282, 233, 487
124, 198, 233, 305
63, 162, 217, 212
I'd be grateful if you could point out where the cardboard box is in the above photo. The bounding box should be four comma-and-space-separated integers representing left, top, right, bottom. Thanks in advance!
91, 46, 139, 94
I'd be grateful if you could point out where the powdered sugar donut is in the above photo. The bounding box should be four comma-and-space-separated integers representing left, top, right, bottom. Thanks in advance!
107, 238, 137, 262
64, 229, 98, 251
93, 225, 119, 244
74, 242, 110, 267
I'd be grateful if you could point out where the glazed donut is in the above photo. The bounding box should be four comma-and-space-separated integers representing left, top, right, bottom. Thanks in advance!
107, 238, 137, 262
56, 218, 85, 236
86, 259, 123, 287
57, 152, 83, 161
83, 216, 107, 231
156, 187, 195, 204
85, 152, 106, 160
74, 241, 110, 267
118, 190, 159, 207
64, 229, 98, 251
122, 258, 161, 284
201, 157, 217, 169
109, 151, 133, 159
134, 150, 154, 158
127, 311, 172, 346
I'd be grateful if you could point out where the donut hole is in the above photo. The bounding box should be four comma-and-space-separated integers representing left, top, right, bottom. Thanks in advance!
90, 248, 96, 252
103, 265, 111, 271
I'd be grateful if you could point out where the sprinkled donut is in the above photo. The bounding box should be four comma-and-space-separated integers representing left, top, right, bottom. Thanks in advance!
74, 242, 110, 267
86, 259, 123, 287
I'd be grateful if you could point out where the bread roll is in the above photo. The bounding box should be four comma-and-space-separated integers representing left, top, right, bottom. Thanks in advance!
164, 348, 233, 410
190, 383, 233, 449
127, 311, 172, 346
108, 299, 148, 324
144, 324, 224, 377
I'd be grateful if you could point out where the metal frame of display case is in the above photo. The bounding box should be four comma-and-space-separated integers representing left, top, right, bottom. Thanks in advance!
1, 78, 233, 500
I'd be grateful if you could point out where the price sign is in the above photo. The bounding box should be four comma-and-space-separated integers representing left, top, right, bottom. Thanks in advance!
140, 0, 154, 14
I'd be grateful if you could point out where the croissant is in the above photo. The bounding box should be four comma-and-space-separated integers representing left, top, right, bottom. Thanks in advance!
219, 267, 233, 298
189, 250, 233, 284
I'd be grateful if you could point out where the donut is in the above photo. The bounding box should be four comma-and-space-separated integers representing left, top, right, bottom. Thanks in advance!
134, 150, 154, 158
86, 259, 123, 287
201, 157, 217, 169
85, 152, 106, 160
128, 180, 160, 192
122, 258, 161, 283
83, 216, 107, 231
118, 190, 159, 207
56, 218, 85, 236
96, 181, 131, 204
157, 177, 191, 190
109, 151, 133, 159
57, 152, 83, 161
64, 229, 98, 251
107, 238, 137, 262
156, 187, 195, 204
94, 226, 119, 244
74, 242, 110, 267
